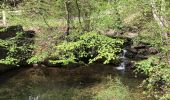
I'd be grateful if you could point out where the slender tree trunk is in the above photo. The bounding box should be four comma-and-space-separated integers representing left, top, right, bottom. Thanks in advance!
2, 10, 7, 26
84, 12, 90, 32
151, 0, 164, 27
108, 0, 112, 5
151, 0, 168, 37
65, 1, 71, 35
75, 0, 83, 30
151, 0, 170, 64
160, 0, 168, 27
82, 0, 91, 32
42, 15, 50, 28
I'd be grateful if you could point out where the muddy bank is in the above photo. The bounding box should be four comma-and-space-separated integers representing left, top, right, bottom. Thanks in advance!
0, 64, 12, 74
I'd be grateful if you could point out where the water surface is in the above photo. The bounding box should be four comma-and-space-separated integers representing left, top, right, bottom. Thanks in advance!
0, 64, 148, 100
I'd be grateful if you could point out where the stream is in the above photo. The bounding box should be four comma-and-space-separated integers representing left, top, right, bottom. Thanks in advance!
0, 48, 150, 100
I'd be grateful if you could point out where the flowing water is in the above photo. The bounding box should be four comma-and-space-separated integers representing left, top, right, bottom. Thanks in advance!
0, 63, 149, 100
115, 49, 127, 70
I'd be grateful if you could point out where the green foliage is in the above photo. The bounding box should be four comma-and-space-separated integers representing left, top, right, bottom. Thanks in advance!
134, 21, 165, 49
93, 77, 132, 100
160, 93, 170, 100
91, 2, 123, 32
0, 28, 6, 32
27, 51, 49, 64
1, 0, 170, 99
26, 28, 61, 64
136, 56, 170, 99
136, 56, 160, 75
0, 31, 33, 65
133, 4, 170, 97
134, 20, 170, 99
50, 32, 124, 65
0, 57, 18, 65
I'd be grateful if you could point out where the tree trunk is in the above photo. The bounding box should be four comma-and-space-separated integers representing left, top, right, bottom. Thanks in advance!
151, 0, 170, 64
108, 0, 112, 4
151, 0, 168, 37
160, 0, 168, 27
84, 12, 90, 32
75, 0, 83, 30
2, 10, 7, 26
65, 1, 71, 35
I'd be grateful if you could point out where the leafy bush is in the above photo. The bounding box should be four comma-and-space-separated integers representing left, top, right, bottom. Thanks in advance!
0, 31, 33, 65
50, 32, 124, 65
135, 56, 170, 99
133, 18, 170, 99
160, 93, 170, 100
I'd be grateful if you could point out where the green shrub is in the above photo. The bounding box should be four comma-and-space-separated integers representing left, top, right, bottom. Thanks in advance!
0, 31, 33, 65
135, 56, 170, 99
160, 93, 170, 100
50, 32, 124, 65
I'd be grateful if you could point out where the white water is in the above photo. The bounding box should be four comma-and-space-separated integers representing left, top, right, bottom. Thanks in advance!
29, 96, 39, 100
115, 49, 127, 70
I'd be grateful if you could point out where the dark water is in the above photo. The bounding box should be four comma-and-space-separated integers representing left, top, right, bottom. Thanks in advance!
0, 64, 148, 100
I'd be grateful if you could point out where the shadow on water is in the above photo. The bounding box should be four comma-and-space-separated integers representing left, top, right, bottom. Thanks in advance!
0, 66, 31, 84
0, 64, 148, 100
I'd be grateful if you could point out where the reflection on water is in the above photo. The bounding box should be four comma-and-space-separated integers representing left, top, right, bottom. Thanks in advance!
0, 64, 147, 100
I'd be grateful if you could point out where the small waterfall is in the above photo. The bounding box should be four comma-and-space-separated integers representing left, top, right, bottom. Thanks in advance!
29, 96, 39, 100
115, 49, 127, 70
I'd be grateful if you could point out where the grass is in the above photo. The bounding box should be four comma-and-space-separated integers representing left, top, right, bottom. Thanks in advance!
91, 76, 132, 100
7, 15, 66, 28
